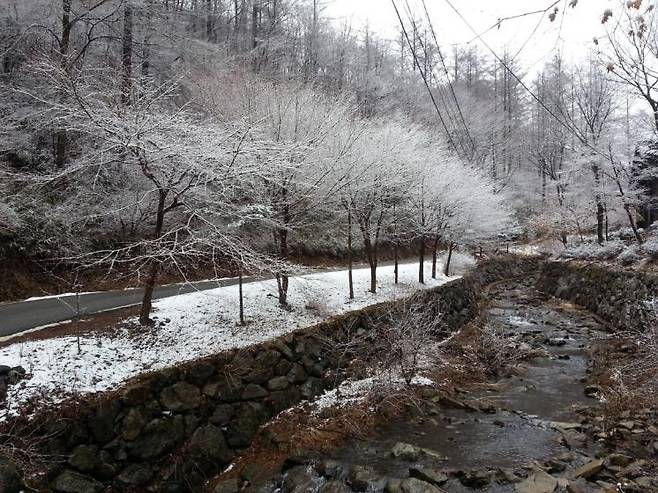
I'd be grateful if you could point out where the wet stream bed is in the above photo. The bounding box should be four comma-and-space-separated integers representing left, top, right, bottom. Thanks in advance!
226, 278, 645, 493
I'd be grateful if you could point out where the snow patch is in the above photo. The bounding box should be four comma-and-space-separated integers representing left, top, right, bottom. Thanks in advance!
0, 261, 456, 420
312, 374, 435, 413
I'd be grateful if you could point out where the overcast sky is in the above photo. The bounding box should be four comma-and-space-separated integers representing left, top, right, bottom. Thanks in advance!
324, 0, 620, 71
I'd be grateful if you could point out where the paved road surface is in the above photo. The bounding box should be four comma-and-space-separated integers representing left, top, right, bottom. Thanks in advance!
0, 259, 423, 339
0, 277, 261, 338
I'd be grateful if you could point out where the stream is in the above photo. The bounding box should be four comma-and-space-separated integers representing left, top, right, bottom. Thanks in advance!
239, 277, 612, 493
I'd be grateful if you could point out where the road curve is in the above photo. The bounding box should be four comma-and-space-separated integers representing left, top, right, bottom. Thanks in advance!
0, 259, 425, 339
0, 277, 261, 338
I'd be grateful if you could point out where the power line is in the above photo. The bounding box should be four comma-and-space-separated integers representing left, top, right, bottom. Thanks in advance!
419, 0, 477, 158
390, 0, 464, 157
442, 0, 610, 163
401, 2, 467, 155
464, 1, 562, 44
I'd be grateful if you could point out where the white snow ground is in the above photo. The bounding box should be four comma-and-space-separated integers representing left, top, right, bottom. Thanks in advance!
0, 260, 457, 420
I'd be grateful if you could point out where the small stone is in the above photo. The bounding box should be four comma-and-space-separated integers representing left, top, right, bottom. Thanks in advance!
51, 469, 104, 493
129, 416, 184, 460
348, 466, 386, 492
634, 476, 654, 489
605, 453, 634, 468
618, 460, 646, 479
320, 480, 353, 493
460, 469, 491, 488
545, 459, 566, 473
160, 382, 201, 411
210, 404, 235, 426
497, 468, 521, 483
566, 478, 598, 493
267, 376, 289, 391
572, 459, 604, 480
122, 407, 149, 441
409, 467, 448, 486
584, 385, 601, 398
241, 383, 269, 400
560, 429, 587, 449
287, 364, 307, 384
187, 425, 234, 474
117, 464, 154, 486
391, 442, 421, 461
550, 422, 582, 432
68, 444, 99, 473
226, 402, 268, 448
399, 477, 446, 493
273, 340, 295, 359
515, 470, 558, 493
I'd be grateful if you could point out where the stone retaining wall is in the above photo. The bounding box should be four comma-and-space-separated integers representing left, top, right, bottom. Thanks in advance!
537, 260, 658, 332
3, 256, 541, 493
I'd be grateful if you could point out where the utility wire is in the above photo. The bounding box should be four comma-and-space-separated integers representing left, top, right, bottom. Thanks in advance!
419, 0, 477, 158
390, 0, 463, 158
464, 1, 562, 44
442, 0, 611, 163
401, 2, 467, 155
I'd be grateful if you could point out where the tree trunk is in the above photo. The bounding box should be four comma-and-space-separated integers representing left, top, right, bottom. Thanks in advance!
369, 262, 377, 294
364, 238, 377, 294
347, 209, 354, 299
61, 0, 72, 58
418, 237, 425, 284
393, 204, 399, 284
444, 243, 454, 277
54, 0, 72, 169
121, 3, 133, 106
139, 262, 160, 325
206, 0, 214, 41
141, 1, 152, 77
652, 102, 658, 135
613, 169, 644, 244
431, 238, 438, 279
592, 164, 605, 245
139, 190, 167, 325
251, 2, 258, 70
276, 226, 289, 306
596, 201, 605, 245
394, 241, 399, 284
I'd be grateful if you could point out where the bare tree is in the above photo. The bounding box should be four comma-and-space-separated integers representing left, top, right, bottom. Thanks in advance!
604, 1, 658, 134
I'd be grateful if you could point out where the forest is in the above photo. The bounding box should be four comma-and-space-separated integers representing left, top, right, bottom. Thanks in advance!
1, 2, 658, 493
1, 0, 657, 322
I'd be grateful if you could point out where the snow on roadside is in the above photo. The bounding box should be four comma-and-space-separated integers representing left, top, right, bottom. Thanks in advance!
0, 261, 457, 420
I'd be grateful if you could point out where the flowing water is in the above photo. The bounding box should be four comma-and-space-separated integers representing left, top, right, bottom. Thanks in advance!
247, 277, 609, 492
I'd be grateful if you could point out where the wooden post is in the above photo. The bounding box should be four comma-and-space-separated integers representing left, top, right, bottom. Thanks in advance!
239, 268, 245, 325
